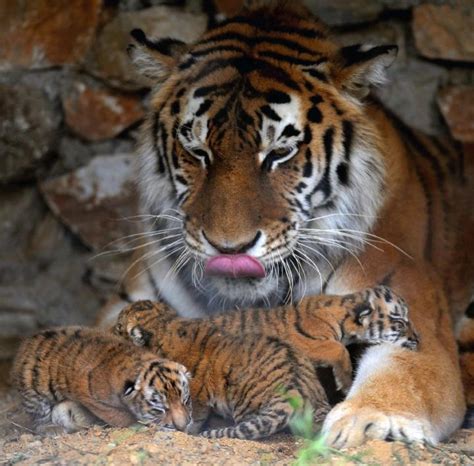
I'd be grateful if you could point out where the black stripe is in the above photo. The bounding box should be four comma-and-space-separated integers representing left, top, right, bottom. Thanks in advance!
313, 127, 334, 199
303, 68, 328, 82
257, 50, 319, 67
192, 44, 246, 58
261, 105, 281, 121
198, 32, 322, 58
196, 99, 212, 116
153, 114, 165, 174
307, 106, 322, 123
281, 124, 300, 138
266, 90, 291, 104
206, 14, 326, 37
294, 304, 318, 340
342, 120, 353, 161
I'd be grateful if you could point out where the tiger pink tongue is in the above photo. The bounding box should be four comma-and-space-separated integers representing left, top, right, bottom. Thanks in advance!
205, 254, 266, 278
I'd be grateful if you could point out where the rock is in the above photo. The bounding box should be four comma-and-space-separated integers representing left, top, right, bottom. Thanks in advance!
376, 58, 447, 136
438, 86, 474, 142
50, 135, 135, 177
413, 3, 474, 62
40, 154, 138, 251
304, 0, 383, 25
0, 187, 44, 256
0, 0, 102, 70
0, 186, 102, 332
63, 78, 144, 141
0, 288, 38, 337
0, 83, 60, 183
86, 6, 207, 89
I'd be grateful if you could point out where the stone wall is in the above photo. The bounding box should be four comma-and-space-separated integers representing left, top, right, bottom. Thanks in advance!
0, 0, 473, 359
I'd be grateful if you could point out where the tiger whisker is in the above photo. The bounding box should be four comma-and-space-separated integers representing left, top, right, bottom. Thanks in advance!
303, 212, 378, 223
296, 240, 337, 275
91, 233, 184, 260
292, 247, 324, 292
298, 236, 366, 274
131, 244, 186, 283
122, 238, 185, 284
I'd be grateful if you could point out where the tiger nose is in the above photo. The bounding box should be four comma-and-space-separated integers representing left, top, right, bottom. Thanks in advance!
202, 230, 262, 254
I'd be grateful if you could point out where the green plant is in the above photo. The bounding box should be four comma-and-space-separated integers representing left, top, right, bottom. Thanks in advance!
282, 391, 369, 465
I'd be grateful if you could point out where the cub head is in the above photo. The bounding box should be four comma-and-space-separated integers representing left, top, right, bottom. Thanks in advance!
129, 2, 397, 311
122, 358, 192, 431
350, 286, 419, 350
114, 300, 177, 347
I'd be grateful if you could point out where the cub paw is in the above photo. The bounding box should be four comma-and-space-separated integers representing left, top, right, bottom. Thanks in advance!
322, 401, 436, 448
51, 401, 99, 432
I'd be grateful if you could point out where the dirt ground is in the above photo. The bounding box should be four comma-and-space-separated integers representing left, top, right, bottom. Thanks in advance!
1, 363, 473, 466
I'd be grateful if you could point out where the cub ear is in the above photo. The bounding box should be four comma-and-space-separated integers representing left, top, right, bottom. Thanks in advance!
130, 325, 153, 347
123, 379, 135, 396
127, 28, 188, 82
335, 44, 398, 99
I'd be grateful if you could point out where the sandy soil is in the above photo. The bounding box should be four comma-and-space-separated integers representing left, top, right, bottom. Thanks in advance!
1, 361, 473, 466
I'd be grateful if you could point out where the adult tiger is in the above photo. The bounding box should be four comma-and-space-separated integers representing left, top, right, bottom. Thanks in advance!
97, 1, 474, 447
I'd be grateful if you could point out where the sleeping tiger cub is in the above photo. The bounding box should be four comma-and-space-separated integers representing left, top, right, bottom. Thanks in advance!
115, 300, 331, 439
11, 327, 191, 432
116, 286, 419, 394
114, 291, 418, 439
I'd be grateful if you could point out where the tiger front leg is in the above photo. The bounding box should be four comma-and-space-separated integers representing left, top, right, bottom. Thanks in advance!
81, 401, 136, 427
323, 264, 465, 447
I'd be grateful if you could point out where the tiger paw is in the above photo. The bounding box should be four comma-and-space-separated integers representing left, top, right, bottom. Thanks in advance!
322, 401, 437, 448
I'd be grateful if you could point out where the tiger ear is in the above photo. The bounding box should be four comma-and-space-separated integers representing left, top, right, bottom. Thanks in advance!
127, 28, 188, 82
335, 44, 398, 99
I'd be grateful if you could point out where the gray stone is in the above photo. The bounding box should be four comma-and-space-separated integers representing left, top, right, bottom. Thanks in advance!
86, 6, 207, 89
40, 154, 138, 251
0, 84, 60, 183
376, 58, 448, 135
0, 187, 45, 258
304, 0, 383, 25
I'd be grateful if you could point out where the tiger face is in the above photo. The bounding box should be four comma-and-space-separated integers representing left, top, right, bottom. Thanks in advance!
123, 358, 192, 431
128, 4, 396, 311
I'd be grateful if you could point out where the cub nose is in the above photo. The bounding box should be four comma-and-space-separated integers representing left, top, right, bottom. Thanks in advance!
202, 230, 262, 254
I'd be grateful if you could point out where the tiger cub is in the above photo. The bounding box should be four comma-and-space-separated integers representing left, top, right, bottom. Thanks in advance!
11, 327, 191, 432
119, 286, 419, 394
115, 301, 331, 440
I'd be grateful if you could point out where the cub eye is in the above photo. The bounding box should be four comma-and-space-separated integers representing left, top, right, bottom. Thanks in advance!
261, 146, 297, 171
354, 304, 372, 324
123, 380, 135, 396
